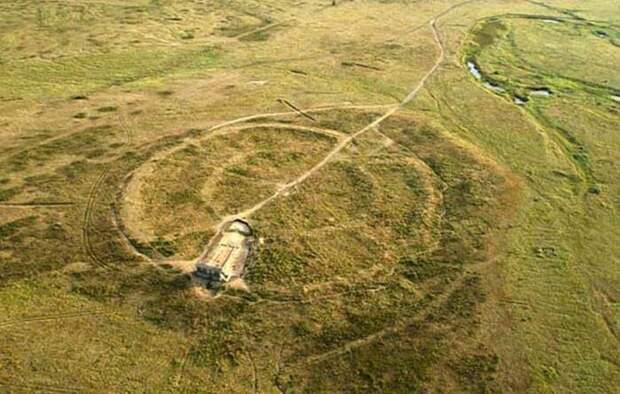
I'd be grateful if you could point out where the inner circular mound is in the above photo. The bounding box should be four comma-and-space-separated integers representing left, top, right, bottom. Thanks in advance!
120, 123, 342, 260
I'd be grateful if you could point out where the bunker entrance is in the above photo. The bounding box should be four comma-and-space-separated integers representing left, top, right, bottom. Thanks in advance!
194, 219, 254, 287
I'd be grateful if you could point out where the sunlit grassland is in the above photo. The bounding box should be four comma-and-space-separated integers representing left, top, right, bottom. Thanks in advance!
0, 0, 618, 392
421, 3, 620, 391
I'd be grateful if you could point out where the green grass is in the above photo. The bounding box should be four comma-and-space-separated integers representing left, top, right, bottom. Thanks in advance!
430, 5, 620, 391
0, 0, 618, 392
0, 47, 221, 99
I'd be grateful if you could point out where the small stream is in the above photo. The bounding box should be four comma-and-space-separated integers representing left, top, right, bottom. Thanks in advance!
467, 59, 557, 105
467, 61, 482, 80
483, 82, 505, 93
530, 88, 552, 96
594, 30, 608, 38
467, 61, 506, 93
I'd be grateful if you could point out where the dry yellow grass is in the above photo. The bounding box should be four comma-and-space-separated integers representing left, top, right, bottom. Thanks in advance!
0, 0, 618, 392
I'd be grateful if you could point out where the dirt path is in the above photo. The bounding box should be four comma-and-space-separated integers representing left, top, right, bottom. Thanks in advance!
210, 17, 447, 234
121, 1, 472, 273
207, 103, 390, 132
211, 122, 347, 140
118, 105, 383, 259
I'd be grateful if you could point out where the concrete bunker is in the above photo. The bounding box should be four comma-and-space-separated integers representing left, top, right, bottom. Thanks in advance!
194, 219, 253, 285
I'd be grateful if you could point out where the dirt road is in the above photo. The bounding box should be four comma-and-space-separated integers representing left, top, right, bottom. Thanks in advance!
211, 17, 447, 234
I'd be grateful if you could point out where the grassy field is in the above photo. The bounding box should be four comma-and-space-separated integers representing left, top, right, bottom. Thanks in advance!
0, 0, 618, 392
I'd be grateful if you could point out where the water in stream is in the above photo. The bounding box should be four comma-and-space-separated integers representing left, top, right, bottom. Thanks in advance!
467, 61, 482, 80
467, 61, 507, 93
530, 88, 552, 97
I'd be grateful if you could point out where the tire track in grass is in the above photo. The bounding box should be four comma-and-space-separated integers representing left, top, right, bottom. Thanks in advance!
81, 170, 110, 269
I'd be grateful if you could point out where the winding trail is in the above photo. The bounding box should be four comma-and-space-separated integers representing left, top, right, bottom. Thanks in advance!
210, 17, 446, 234
120, 0, 473, 272
118, 105, 386, 261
